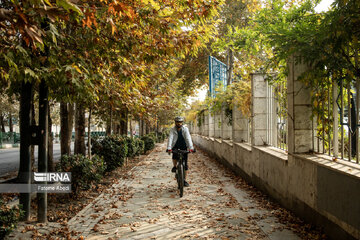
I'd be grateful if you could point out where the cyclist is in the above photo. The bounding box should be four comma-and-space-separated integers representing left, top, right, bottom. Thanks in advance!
167, 116, 195, 187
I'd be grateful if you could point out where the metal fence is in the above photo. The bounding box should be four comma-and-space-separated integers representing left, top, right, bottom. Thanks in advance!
256, 75, 360, 164
266, 80, 287, 150
275, 81, 287, 151
313, 80, 360, 164
0, 132, 20, 146
209, 56, 227, 98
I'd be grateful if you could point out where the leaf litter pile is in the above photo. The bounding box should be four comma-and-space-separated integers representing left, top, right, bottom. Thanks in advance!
7, 143, 327, 240
194, 150, 328, 240
6, 148, 152, 240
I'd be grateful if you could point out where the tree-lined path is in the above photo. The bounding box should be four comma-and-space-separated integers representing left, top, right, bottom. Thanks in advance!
1, 0, 359, 239
8, 142, 324, 239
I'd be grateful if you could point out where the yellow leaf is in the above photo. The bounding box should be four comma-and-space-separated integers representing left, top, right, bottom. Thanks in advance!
72, 64, 82, 74
313, 100, 318, 107
44, 0, 53, 6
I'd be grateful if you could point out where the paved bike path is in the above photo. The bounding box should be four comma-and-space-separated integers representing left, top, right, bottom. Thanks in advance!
65, 142, 300, 239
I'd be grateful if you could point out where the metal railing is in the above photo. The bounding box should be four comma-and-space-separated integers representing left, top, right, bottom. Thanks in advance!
313, 79, 360, 164
266, 80, 287, 150
0, 132, 20, 146
276, 81, 287, 151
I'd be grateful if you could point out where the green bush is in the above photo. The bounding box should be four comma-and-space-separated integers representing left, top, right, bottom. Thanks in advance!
0, 200, 23, 239
124, 136, 137, 157
56, 154, 106, 192
91, 137, 102, 155
147, 132, 157, 142
164, 128, 170, 136
163, 131, 168, 140
155, 132, 166, 143
141, 135, 155, 153
92, 135, 128, 171
135, 138, 145, 156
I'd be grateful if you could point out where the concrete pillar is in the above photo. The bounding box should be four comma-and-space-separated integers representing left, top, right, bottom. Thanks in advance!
221, 105, 232, 140
214, 111, 221, 138
232, 105, 249, 142
204, 110, 209, 136
287, 55, 313, 154
196, 116, 200, 135
209, 113, 214, 137
200, 112, 206, 136
251, 73, 268, 145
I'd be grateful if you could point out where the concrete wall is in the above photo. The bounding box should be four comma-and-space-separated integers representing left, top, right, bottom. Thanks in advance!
214, 112, 221, 138
193, 134, 360, 240
208, 113, 214, 137
232, 106, 249, 142
190, 56, 360, 239
221, 106, 232, 140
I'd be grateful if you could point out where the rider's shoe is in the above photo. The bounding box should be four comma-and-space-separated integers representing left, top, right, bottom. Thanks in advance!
184, 181, 189, 187
171, 166, 177, 173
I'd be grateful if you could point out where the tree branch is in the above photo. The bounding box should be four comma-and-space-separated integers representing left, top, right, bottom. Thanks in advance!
0, 8, 13, 21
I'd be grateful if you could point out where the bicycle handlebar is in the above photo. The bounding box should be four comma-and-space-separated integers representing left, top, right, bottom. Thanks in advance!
172, 149, 189, 154
167, 149, 196, 154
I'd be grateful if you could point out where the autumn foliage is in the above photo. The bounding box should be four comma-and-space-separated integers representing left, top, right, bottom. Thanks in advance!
0, 0, 222, 129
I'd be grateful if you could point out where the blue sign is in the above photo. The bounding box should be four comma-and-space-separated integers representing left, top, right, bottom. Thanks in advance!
209, 56, 227, 97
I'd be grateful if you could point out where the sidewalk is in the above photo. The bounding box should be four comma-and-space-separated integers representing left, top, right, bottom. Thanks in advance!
8, 143, 320, 239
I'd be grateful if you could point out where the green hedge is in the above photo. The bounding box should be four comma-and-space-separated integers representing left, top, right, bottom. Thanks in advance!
141, 135, 156, 153
0, 200, 23, 239
124, 136, 137, 158
135, 138, 145, 156
92, 135, 128, 172
56, 154, 106, 192
155, 131, 167, 143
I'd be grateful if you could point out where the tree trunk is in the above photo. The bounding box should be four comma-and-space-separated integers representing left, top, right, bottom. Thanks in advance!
60, 102, 74, 156
227, 47, 234, 86
74, 103, 86, 155
113, 123, 118, 135
146, 123, 150, 134
139, 120, 144, 136
31, 102, 36, 172
119, 110, 128, 135
106, 107, 113, 136
68, 103, 75, 151
106, 120, 111, 136
60, 102, 70, 155
155, 116, 159, 140
18, 81, 33, 221
87, 108, 92, 158
37, 79, 48, 223
9, 112, 13, 132
113, 116, 119, 134
0, 113, 5, 132
48, 107, 54, 171
130, 117, 133, 137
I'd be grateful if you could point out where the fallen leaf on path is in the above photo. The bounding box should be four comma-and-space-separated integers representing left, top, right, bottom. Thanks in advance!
92, 224, 100, 232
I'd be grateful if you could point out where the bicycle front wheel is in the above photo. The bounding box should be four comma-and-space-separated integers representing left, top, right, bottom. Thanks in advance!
178, 163, 184, 197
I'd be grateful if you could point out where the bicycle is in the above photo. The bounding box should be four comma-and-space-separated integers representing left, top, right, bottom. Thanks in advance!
168, 148, 195, 197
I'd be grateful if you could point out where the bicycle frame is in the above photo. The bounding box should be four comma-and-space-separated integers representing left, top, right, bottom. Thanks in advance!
172, 149, 188, 198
